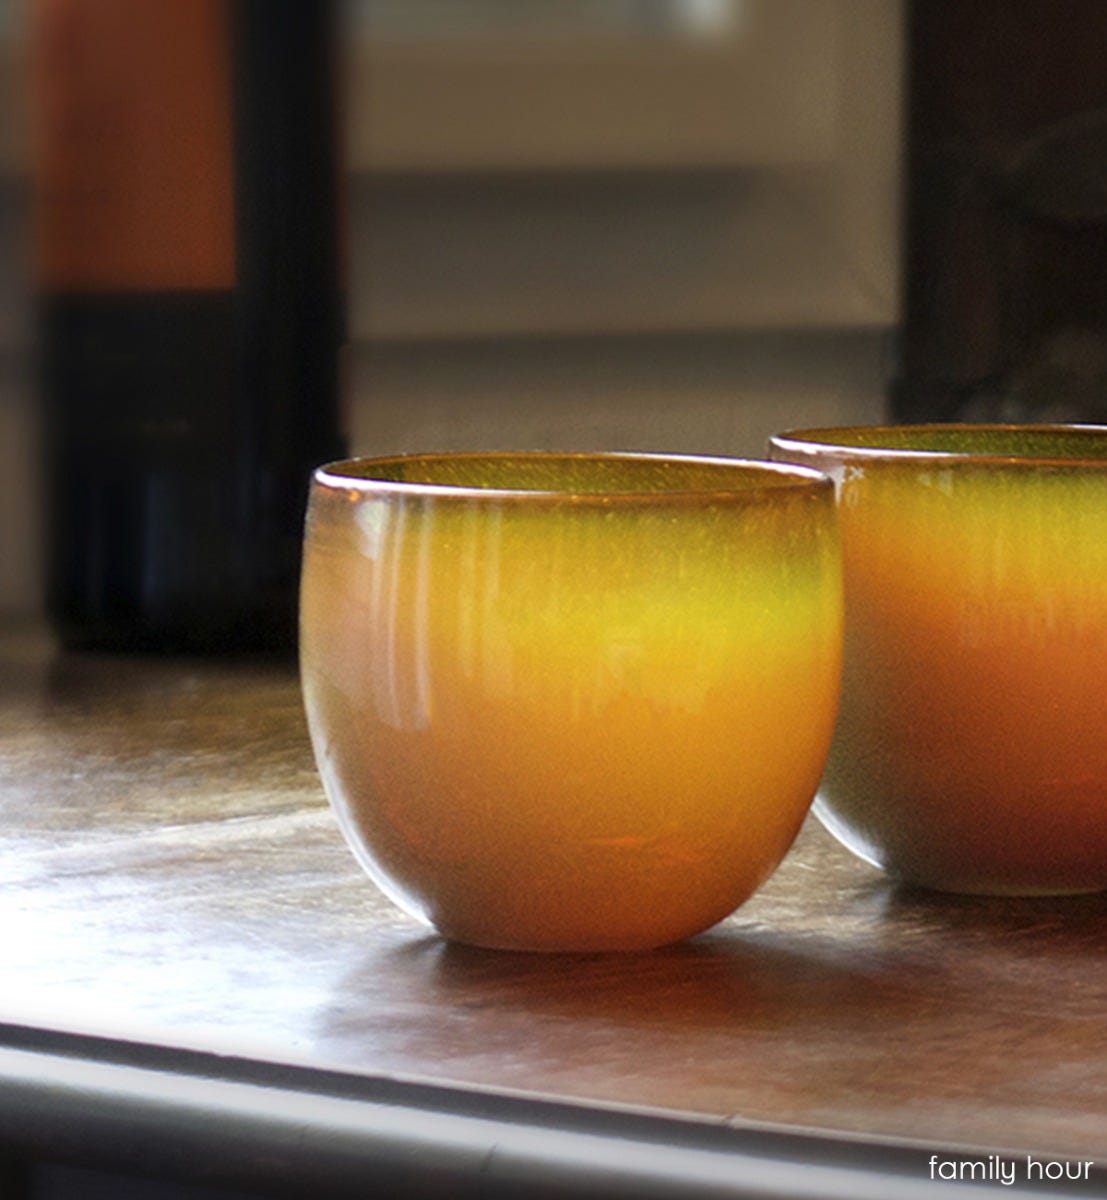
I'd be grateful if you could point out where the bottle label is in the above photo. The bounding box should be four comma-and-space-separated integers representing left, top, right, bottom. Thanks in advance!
32, 0, 235, 292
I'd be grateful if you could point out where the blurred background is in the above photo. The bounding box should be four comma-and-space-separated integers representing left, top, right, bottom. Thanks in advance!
2, 0, 1106, 634
0, 0, 903, 627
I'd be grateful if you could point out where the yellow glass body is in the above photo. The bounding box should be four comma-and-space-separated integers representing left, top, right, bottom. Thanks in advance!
301, 453, 842, 950
771, 425, 1107, 895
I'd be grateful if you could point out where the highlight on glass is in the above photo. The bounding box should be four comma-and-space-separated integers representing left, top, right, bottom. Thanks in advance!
770, 424, 1107, 896
301, 452, 843, 951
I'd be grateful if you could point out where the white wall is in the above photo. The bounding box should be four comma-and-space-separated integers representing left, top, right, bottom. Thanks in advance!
349, 331, 893, 458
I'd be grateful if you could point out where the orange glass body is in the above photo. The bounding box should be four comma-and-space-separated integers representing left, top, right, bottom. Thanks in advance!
301, 453, 842, 951
771, 425, 1107, 895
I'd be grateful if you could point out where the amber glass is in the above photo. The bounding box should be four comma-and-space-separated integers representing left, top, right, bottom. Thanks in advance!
301, 452, 842, 951
770, 425, 1107, 895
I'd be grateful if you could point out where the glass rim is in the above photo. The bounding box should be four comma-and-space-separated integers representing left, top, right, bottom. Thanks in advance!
770, 423, 1107, 469
312, 450, 832, 502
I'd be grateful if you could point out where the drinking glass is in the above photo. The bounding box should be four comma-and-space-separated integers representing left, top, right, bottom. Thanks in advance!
770, 424, 1107, 895
301, 452, 842, 950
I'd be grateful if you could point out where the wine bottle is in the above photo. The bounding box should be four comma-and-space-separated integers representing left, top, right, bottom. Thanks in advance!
32, 0, 345, 652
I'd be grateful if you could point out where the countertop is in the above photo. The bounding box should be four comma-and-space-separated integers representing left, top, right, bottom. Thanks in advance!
1, 622, 1105, 1198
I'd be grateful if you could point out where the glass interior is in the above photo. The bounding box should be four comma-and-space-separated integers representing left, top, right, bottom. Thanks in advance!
783, 425, 1107, 461
325, 453, 818, 496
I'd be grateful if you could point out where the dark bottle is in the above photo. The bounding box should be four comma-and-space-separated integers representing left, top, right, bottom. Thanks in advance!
32, 0, 345, 652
